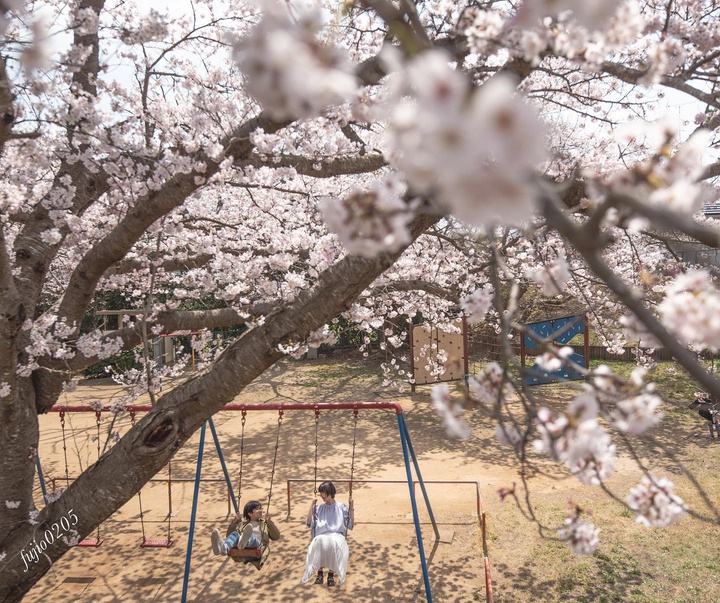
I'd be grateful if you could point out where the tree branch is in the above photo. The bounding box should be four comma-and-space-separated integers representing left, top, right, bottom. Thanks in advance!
4, 212, 439, 597
542, 195, 720, 399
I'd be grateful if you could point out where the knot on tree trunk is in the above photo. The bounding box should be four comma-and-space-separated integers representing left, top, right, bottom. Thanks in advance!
137, 414, 179, 454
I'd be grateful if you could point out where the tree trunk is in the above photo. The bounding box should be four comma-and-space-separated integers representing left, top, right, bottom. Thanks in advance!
0, 214, 438, 602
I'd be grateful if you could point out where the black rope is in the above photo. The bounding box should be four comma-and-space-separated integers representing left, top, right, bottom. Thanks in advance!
313, 408, 320, 495
311, 408, 320, 539
349, 408, 358, 500
166, 460, 173, 543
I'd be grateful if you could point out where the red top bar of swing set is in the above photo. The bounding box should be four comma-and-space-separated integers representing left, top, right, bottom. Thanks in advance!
49, 401, 405, 414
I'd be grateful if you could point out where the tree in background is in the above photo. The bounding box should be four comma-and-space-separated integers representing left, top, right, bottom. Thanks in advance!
1, 0, 720, 599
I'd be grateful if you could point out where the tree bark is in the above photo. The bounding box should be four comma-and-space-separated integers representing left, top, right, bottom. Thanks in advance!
0, 213, 438, 602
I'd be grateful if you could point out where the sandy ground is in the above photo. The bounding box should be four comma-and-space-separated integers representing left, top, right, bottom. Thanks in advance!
25, 357, 503, 603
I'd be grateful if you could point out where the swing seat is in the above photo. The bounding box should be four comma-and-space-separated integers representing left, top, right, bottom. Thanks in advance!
77, 538, 103, 547
228, 545, 264, 560
141, 538, 173, 548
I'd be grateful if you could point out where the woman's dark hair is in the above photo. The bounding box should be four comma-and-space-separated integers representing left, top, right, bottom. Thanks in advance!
243, 500, 262, 521
318, 481, 336, 498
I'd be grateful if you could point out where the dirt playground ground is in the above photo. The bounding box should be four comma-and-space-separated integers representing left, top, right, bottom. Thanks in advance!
22, 354, 720, 603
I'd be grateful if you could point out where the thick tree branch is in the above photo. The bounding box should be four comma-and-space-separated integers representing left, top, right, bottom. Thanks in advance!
236, 151, 386, 178
0, 56, 14, 157
1, 213, 439, 599
365, 279, 459, 304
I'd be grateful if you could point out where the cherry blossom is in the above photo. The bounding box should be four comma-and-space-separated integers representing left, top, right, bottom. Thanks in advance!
319, 173, 415, 257
1, 0, 720, 595
460, 285, 494, 324
468, 362, 510, 406
233, 0, 357, 120
626, 476, 688, 528
431, 384, 472, 440
658, 269, 720, 351
558, 511, 601, 556
384, 50, 547, 228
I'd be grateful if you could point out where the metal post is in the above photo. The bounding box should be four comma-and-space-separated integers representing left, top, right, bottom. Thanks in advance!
397, 414, 433, 603
180, 422, 206, 603
400, 417, 439, 541
35, 456, 48, 505
208, 416, 239, 514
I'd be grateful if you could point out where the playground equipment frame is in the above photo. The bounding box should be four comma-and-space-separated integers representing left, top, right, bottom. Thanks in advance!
43, 401, 494, 603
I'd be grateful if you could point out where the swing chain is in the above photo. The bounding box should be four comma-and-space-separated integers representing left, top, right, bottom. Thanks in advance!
265, 411, 283, 513
260, 410, 283, 556
349, 407, 358, 500
95, 411, 102, 458
237, 410, 246, 504
59, 410, 70, 485
313, 408, 320, 496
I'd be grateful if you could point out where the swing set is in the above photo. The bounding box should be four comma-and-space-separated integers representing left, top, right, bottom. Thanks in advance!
40, 408, 175, 549
37, 401, 491, 603
177, 402, 437, 603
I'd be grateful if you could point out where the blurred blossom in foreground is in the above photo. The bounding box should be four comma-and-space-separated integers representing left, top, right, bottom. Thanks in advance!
513, 0, 623, 30
558, 511, 601, 556
527, 254, 571, 296
659, 269, 720, 351
468, 362, 510, 406
319, 174, 414, 257
384, 49, 546, 228
431, 384, 472, 440
233, 0, 357, 120
626, 476, 687, 528
460, 285, 494, 323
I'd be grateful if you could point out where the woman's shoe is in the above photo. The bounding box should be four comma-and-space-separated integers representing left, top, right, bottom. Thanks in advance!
327, 572, 336, 587
314, 571, 324, 585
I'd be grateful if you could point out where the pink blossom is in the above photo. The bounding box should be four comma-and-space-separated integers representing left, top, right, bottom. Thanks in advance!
626, 476, 687, 528
431, 384, 472, 440
558, 512, 601, 556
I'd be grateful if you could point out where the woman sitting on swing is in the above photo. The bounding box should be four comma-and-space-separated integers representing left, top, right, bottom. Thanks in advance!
302, 481, 354, 587
210, 500, 280, 557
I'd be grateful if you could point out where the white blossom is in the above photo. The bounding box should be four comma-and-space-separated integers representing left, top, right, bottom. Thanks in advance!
495, 424, 522, 448
610, 393, 664, 435
527, 254, 571, 296
460, 285, 494, 324
514, 0, 623, 30
626, 476, 687, 528
468, 362, 509, 405
385, 51, 546, 229
320, 174, 414, 257
558, 513, 600, 556
431, 384, 472, 440
659, 269, 720, 351
234, 1, 357, 120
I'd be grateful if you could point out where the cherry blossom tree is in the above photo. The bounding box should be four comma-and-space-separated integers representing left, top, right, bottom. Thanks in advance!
1, 0, 720, 599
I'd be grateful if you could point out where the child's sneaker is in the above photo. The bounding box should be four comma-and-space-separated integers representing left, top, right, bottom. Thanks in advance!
211, 529, 227, 555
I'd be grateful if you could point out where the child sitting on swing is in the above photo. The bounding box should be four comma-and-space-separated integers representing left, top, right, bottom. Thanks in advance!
210, 500, 280, 556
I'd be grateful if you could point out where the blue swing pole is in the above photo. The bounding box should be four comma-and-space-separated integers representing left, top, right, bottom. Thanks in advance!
399, 416, 440, 540
397, 413, 433, 603
181, 422, 206, 603
208, 416, 239, 514
35, 456, 48, 505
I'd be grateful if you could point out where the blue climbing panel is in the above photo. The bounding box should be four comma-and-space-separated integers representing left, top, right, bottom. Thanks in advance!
523, 315, 586, 385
